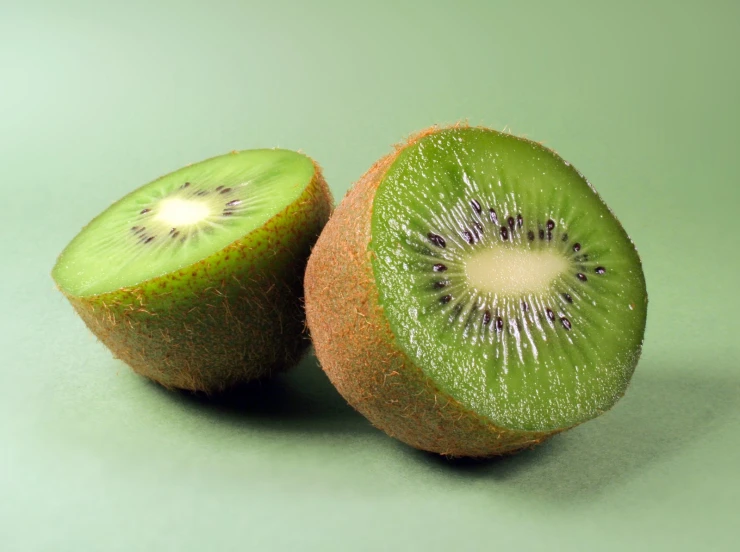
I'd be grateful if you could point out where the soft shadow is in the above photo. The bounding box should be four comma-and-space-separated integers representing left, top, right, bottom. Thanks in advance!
407, 365, 740, 501
149, 352, 374, 435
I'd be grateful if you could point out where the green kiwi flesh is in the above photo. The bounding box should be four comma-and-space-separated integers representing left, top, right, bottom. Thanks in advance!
53, 149, 333, 393
304, 127, 647, 457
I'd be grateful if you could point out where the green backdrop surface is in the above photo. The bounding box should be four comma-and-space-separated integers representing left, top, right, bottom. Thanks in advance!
1, 1, 738, 550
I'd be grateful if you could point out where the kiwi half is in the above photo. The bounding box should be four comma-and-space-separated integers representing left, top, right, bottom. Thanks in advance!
53, 149, 332, 393
305, 126, 647, 457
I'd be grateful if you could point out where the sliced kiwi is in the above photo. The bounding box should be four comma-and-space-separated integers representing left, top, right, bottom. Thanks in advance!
53, 149, 333, 393
305, 127, 647, 457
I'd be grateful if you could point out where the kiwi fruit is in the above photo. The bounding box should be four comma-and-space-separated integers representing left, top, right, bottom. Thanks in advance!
305, 126, 647, 457
53, 149, 332, 393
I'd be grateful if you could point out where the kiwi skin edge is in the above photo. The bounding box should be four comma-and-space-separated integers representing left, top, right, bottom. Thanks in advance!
305, 126, 600, 458
58, 159, 333, 394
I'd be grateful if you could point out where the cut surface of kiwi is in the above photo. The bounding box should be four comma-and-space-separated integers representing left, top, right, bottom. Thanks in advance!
371, 128, 646, 431
54, 150, 314, 296
305, 126, 647, 456
54, 149, 332, 393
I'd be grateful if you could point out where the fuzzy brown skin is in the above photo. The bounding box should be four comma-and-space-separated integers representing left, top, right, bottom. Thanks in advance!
61, 164, 333, 393
305, 128, 555, 457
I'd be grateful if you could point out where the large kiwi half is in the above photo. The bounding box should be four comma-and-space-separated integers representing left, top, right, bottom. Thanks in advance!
305, 126, 647, 457
53, 149, 332, 393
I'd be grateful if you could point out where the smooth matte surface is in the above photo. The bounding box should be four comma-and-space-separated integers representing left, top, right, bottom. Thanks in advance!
1, 1, 738, 550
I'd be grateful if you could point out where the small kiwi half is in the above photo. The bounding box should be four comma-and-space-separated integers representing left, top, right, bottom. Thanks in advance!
53, 149, 332, 393
305, 126, 647, 457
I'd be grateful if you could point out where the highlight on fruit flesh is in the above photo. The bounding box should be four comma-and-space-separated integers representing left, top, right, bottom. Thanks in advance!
53, 149, 333, 393
305, 126, 647, 457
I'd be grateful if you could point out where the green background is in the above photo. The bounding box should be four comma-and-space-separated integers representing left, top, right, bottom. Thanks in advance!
1, 1, 738, 550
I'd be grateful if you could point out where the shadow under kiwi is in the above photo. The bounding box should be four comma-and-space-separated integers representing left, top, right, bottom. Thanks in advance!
147, 351, 375, 435
406, 362, 740, 502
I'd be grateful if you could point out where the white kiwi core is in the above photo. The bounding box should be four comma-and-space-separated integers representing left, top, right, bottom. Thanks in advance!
156, 198, 211, 226
465, 247, 568, 295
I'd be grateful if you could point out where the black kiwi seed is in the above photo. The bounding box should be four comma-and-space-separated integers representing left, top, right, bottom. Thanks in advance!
562, 292, 573, 303
144, 236, 154, 244
495, 317, 504, 332
222, 211, 233, 216
500, 226, 509, 240
595, 267, 606, 275
432, 263, 447, 272
546, 308, 555, 322
547, 219, 555, 230
130, 226, 139, 232
220, 187, 232, 194
521, 300, 528, 312
527, 230, 535, 241
433, 281, 449, 289
517, 214, 523, 228
440, 294, 452, 304
507, 216, 515, 230
140, 208, 151, 215
576, 273, 588, 282
171, 231, 180, 239
573, 243, 581, 252
462, 230, 474, 244
215, 185, 224, 191
561, 317, 572, 330
181, 182, 190, 188
539, 229, 545, 240
471, 199, 482, 213
483, 310, 491, 325
225, 199, 241, 207
489, 208, 498, 224
427, 233, 446, 248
